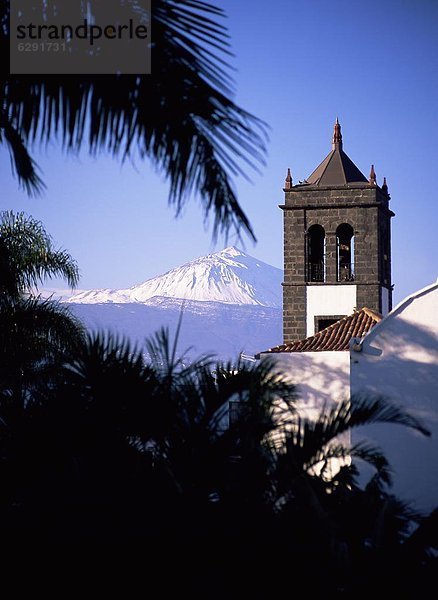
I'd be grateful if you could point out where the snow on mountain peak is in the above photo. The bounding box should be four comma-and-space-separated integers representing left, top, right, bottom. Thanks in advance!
219, 246, 245, 257
67, 247, 283, 307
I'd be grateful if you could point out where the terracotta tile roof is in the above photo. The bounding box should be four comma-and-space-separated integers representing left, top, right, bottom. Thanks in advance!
259, 307, 382, 355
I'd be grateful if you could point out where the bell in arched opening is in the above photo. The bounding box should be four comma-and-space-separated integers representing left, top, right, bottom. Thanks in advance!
336, 223, 354, 281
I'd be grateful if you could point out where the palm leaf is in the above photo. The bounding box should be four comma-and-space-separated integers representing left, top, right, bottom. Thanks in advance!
291, 395, 430, 464
0, 295, 84, 404
0, 211, 79, 296
306, 440, 393, 486
1, 1, 268, 240
278, 395, 429, 492
0, 111, 45, 196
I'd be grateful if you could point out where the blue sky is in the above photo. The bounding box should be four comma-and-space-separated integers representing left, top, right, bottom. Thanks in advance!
2, 0, 437, 304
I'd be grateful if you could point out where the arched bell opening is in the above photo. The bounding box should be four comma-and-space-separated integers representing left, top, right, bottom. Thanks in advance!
336, 223, 355, 281
307, 224, 326, 282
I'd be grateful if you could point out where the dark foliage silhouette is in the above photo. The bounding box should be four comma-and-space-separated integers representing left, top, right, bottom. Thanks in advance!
0, 211, 83, 411
0, 323, 436, 594
0, 215, 435, 590
0, 211, 79, 298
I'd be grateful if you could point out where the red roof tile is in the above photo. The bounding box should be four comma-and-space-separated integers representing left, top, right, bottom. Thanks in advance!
260, 307, 381, 354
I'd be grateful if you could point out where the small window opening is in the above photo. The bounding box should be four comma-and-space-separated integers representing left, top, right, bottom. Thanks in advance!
317, 318, 339, 332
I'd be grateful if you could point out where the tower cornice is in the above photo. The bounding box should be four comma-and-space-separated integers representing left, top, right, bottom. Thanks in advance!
279, 202, 394, 217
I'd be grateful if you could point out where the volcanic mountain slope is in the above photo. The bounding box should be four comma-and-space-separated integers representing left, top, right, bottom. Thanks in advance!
67, 246, 282, 307
69, 299, 281, 362
66, 247, 283, 360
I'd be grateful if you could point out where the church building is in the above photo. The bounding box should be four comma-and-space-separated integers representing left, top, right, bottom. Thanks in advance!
257, 121, 438, 511
282, 119, 393, 342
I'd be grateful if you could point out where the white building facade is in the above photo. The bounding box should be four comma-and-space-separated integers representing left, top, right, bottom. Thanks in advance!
350, 282, 438, 513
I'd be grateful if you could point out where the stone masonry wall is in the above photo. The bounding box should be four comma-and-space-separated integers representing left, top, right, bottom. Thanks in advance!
282, 185, 393, 342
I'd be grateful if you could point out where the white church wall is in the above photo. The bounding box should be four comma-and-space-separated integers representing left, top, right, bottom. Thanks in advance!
261, 351, 350, 418
260, 351, 351, 476
350, 282, 438, 513
306, 285, 357, 337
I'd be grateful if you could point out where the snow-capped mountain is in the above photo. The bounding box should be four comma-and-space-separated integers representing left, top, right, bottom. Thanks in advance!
66, 247, 283, 360
67, 247, 283, 307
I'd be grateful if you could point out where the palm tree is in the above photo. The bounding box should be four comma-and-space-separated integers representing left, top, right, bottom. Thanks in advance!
0, 210, 82, 407
0, 210, 79, 299
0, 110, 45, 196
268, 395, 431, 593
0, 326, 435, 591
0, 295, 83, 407
1, 1, 267, 240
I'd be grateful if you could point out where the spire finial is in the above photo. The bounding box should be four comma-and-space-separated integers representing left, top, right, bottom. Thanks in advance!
382, 176, 389, 195
284, 167, 293, 190
332, 118, 343, 150
369, 164, 376, 186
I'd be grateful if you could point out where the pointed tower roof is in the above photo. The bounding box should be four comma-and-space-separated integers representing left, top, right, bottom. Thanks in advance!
305, 120, 368, 186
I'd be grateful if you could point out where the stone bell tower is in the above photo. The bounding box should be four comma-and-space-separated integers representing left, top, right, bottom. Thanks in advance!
281, 119, 394, 342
